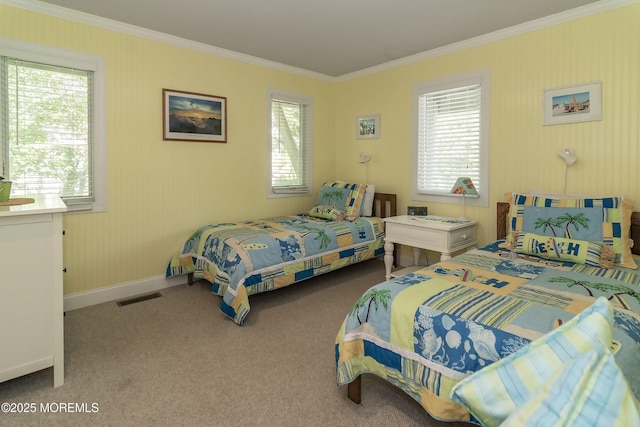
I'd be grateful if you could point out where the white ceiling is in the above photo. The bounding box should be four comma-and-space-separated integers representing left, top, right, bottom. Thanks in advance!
16, 0, 622, 77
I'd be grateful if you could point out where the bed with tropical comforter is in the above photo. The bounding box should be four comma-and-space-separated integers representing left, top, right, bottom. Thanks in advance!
336, 193, 640, 426
166, 183, 395, 325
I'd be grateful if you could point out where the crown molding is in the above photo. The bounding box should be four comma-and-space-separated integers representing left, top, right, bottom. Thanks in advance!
336, 0, 640, 82
0, 0, 335, 82
2, 0, 638, 83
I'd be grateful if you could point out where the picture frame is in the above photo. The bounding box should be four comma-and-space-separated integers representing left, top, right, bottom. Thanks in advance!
163, 89, 227, 142
356, 114, 380, 139
543, 81, 601, 126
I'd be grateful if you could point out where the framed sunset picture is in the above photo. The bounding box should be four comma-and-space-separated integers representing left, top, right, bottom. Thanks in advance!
163, 89, 227, 142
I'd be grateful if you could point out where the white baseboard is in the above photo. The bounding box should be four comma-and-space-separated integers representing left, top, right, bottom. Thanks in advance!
63, 275, 187, 312
63, 255, 398, 312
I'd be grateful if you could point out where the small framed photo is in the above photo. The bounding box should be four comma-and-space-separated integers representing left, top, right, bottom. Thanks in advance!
356, 114, 380, 139
543, 81, 601, 126
163, 89, 227, 142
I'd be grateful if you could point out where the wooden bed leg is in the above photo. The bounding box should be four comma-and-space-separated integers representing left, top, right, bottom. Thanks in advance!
347, 376, 362, 404
187, 272, 194, 286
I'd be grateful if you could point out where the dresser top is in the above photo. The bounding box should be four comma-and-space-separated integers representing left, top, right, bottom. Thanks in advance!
0, 194, 67, 218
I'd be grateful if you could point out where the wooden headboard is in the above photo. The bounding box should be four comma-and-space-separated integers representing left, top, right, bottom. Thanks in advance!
496, 201, 640, 256
373, 192, 397, 219
496, 202, 510, 241
373, 192, 398, 268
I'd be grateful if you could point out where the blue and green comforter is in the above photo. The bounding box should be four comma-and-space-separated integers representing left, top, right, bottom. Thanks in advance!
167, 215, 384, 324
335, 241, 640, 423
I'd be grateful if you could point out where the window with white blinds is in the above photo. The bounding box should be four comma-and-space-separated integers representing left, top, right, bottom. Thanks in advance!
412, 70, 489, 206
267, 90, 312, 197
0, 38, 106, 212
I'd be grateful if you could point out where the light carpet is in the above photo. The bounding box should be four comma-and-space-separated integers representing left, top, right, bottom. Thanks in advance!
0, 259, 473, 427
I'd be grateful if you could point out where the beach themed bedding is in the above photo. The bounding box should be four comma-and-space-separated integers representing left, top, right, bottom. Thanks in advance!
167, 214, 384, 325
335, 240, 640, 424
506, 192, 636, 269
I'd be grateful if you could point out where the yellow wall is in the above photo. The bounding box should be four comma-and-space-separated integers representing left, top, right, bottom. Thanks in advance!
0, 5, 336, 294
335, 4, 640, 263
1, 3, 639, 294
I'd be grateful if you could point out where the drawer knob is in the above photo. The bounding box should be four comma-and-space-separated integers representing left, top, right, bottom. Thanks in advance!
461, 234, 467, 240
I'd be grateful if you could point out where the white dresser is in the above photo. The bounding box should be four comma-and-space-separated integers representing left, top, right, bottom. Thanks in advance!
0, 194, 66, 387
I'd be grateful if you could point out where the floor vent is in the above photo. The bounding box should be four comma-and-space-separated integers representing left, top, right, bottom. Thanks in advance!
116, 292, 162, 307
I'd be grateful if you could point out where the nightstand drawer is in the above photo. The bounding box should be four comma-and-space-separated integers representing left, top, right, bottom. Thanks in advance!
385, 223, 448, 249
449, 226, 476, 247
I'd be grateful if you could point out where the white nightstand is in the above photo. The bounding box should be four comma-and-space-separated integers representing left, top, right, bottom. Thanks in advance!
383, 215, 478, 279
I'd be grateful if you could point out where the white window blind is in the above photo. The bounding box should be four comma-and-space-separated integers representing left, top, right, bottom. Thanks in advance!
268, 90, 312, 196
417, 84, 481, 194
413, 69, 489, 207
1, 57, 94, 205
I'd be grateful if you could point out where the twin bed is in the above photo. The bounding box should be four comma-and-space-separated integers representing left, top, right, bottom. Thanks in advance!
167, 187, 639, 424
166, 182, 396, 325
336, 193, 640, 425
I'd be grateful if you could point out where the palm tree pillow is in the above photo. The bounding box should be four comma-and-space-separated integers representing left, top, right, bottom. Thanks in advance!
506, 192, 636, 269
313, 181, 366, 221
514, 232, 607, 267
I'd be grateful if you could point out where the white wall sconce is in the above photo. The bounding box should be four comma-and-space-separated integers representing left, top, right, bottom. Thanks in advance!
557, 148, 577, 166
557, 148, 577, 193
359, 153, 372, 163
359, 153, 372, 182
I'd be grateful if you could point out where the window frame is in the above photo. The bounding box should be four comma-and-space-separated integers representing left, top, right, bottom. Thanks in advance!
266, 89, 313, 198
411, 69, 490, 208
0, 37, 107, 213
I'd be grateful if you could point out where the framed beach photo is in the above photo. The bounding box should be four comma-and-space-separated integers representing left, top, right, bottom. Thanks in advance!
163, 89, 227, 142
356, 114, 380, 139
543, 81, 601, 126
